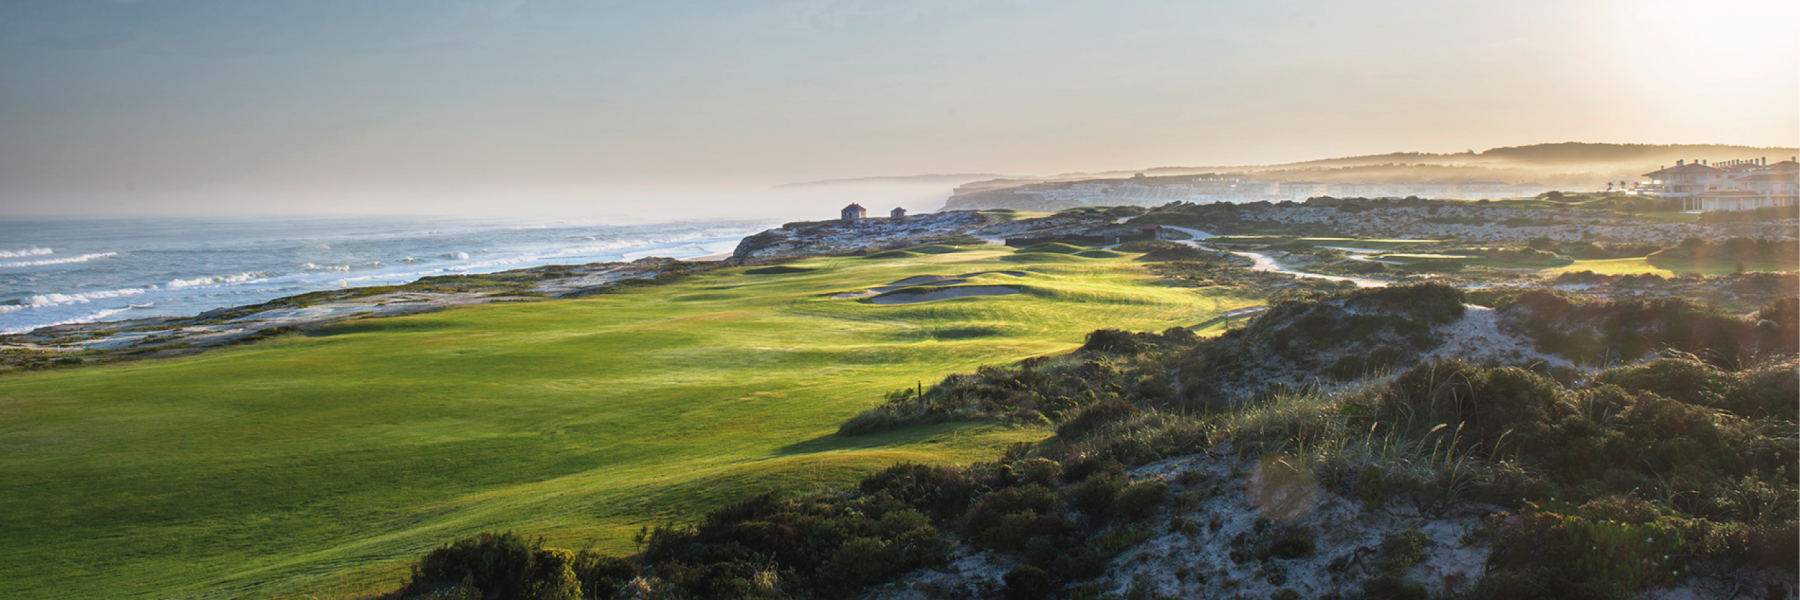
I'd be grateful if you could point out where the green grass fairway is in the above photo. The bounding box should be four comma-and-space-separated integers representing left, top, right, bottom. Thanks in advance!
1546, 256, 1794, 276
977, 209, 1054, 221
0, 246, 1258, 600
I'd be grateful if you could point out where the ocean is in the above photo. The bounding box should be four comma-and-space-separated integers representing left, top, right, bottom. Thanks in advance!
0, 216, 772, 334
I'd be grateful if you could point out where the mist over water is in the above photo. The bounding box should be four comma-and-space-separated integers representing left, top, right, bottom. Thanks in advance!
0, 216, 773, 334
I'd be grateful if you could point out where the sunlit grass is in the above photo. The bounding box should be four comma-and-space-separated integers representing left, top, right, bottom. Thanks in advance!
0, 246, 1257, 600
1546, 256, 1793, 276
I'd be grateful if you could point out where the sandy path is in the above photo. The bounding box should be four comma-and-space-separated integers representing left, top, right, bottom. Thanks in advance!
1159, 225, 1390, 288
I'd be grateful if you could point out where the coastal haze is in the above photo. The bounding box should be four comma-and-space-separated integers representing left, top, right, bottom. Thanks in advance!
2, 0, 1796, 220
4, 2, 1800, 600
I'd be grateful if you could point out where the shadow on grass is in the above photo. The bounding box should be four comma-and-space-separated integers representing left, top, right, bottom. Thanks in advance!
773, 421, 1006, 457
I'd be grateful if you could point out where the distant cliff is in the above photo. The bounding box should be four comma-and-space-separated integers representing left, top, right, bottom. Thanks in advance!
941, 142, 1800, 212
730, 211, 994, 259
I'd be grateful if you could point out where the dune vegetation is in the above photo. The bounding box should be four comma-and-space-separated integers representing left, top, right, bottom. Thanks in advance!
0, 245, 1257, 600
388, 284, 1797, 600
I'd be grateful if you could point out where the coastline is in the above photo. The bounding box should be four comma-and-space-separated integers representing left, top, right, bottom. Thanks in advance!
0, 208, 1103, 371
0, 216, 769, 337
0, 257, 728, 368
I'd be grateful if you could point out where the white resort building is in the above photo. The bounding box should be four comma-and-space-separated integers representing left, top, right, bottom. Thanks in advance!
1641, 157, 1800, 212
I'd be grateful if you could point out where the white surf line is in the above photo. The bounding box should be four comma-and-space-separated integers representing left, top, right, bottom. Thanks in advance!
0, 252, 119, 268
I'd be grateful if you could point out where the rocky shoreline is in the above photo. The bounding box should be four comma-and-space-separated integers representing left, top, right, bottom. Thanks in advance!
0, 210, 1118, 372
0, 257, 708, 371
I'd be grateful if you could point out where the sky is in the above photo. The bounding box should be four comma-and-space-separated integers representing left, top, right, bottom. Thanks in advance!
1, 0, 1796, 220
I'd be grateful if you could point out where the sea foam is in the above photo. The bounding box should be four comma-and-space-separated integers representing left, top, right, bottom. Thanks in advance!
0, 252, 118, 269
24, 287, 149, 307
167, 272, 267, 289
0, 248, 53, 258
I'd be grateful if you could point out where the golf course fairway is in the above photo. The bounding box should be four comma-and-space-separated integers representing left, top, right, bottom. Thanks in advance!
0, 245, 1258, 600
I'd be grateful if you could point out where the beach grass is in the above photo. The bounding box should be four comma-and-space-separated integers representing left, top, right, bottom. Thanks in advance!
0, 245, 1257, 600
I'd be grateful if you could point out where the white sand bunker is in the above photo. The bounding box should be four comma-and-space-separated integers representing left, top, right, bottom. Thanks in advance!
869, 286, 1022, 305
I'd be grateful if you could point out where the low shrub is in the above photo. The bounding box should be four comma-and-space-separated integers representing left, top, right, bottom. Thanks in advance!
1483, 501, 1685, 599
400, 532, 582, 600
1003, 565, 1055, 600
1376, 530, 1430, 573
1112, 480, 1169, 520
1068, 472, 1125, 516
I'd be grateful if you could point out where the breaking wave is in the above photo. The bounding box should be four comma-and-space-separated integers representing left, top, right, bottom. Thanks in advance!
0, 252, 118, 268
167, 272, 267, 289
0, 248, 53, 258
22, 287, 149, 307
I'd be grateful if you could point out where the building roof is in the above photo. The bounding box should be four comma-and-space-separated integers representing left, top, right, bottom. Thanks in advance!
1643, 163, 1725, 177
843, 203, 865, 210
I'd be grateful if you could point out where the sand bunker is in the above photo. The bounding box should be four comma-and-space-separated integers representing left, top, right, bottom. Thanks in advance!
869, 286, 1022, 305
834, 271, 1027, 300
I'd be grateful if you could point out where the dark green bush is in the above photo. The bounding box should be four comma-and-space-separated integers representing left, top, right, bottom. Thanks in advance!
1068, 472, 1125, 516
1056, 398, 1138, 440
1482, 502, 1684, 599
962, 484, 1057, 550
402, 531, 581, 600
1112, 480, 1168, 520
1270, 531, 1314, 559
1082, 329, 1143, 353
1376, 530, 1430, 573
568, 552, 637, 600
1003, 565, 1055, 600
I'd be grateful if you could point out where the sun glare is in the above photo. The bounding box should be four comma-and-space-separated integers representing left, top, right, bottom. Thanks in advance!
1602, 0, 1798, 119
1614, 0, 1798, 62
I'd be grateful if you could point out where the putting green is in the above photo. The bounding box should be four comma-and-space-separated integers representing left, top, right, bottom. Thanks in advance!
0, 246, 1257, 600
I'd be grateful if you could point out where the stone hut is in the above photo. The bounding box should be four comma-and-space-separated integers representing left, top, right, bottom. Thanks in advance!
890, 207, 907, 218
840, 203, 867, 220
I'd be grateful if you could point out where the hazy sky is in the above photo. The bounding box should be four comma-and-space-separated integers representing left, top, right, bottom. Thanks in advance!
2, 0, 1795, 219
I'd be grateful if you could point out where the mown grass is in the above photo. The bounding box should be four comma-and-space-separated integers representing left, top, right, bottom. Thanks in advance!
1547, 256, 1794, 277
0, 246, 1257, 600
978, 209, 1054, 222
